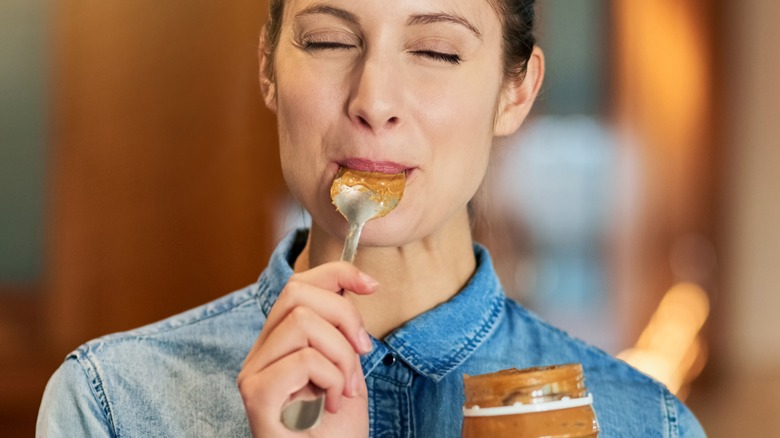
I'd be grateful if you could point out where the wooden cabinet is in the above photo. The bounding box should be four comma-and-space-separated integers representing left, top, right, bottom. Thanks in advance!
1, 1, 282, 434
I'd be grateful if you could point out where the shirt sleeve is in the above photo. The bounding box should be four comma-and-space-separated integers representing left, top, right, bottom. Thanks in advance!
37, 356, 115, 437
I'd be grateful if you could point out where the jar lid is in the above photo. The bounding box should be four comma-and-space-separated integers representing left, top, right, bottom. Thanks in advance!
462, 393, 594, 417
462, 364, 589, 408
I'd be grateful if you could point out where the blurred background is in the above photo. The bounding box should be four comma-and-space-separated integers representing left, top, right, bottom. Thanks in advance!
1, 0, 778, 435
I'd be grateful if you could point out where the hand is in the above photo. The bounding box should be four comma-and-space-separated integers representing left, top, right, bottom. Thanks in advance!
238, 261, 377, 437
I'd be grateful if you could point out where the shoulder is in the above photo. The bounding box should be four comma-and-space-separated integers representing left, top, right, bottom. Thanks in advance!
495, 299, 706, 437
71, 282, 263, 363
84, 281, 262, 345
67, 282, 264, 388
37, 355, 115, 436
39, 283, 264, 436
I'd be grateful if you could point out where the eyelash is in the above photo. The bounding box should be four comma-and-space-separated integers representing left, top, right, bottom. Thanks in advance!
302, 41, 356, 50
303, 41, 461, 65
411, 50, 462, 65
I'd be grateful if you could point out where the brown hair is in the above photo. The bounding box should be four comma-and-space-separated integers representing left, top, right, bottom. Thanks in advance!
262, 0, 537, 84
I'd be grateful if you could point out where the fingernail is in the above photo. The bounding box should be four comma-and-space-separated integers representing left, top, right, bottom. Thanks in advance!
359, 271, 379, 289
358, 328, 373, 353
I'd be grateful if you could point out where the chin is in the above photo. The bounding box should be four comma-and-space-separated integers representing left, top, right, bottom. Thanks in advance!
353, 215, 425, 248
312, 187, 456, 249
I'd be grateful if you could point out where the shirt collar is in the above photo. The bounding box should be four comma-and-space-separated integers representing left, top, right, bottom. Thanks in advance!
257, 229, 506, 383
255, 229, 306, 317
381, 241, 506, 381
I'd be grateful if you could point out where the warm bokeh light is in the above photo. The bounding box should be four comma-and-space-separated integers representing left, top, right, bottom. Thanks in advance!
618, 282, 710, 396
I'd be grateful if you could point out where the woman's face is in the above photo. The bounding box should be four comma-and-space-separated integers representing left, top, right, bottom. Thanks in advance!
266, 0, 518, 246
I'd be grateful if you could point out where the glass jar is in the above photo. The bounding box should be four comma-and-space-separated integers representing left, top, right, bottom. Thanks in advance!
462, 364, 599, 438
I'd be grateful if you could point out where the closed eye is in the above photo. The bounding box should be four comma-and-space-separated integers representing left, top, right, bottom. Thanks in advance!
411, 50, 462, 65
303, 41, 356, 51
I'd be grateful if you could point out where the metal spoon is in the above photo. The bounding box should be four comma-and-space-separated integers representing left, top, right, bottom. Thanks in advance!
281, 168, 405, 431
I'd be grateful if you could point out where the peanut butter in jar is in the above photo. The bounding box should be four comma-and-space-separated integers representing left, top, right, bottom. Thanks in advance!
462, 364, 599, 438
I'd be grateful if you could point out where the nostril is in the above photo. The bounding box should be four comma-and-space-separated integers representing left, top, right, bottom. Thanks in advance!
351, 113, 399, 130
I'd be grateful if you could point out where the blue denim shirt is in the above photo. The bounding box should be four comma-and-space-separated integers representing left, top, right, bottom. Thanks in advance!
38, 229, 705, 437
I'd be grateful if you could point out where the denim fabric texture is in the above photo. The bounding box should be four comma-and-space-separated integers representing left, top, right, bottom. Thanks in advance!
37, 229, 706, 437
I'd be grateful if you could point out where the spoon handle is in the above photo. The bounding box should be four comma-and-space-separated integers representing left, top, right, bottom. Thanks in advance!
281, 220, 366, 431
280, 392, 325, 431
341, 221, 366, 263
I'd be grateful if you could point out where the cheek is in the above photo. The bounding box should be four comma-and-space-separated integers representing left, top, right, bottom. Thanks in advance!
276, 79, 331, 146
416, 60, 502, 136
275, 105, 322, 214
414, 74, 498, 216
419, 74, 498, 171
274, 67, 341, 194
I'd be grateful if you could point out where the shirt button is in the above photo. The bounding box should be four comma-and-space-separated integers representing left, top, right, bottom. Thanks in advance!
382, 353, 397, 366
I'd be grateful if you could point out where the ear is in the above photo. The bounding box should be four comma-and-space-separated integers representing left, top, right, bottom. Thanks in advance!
493, 46, 545, 137
259, 26, 278, 113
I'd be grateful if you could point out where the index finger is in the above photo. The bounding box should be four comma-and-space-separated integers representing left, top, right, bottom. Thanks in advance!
288, 261, 378, 295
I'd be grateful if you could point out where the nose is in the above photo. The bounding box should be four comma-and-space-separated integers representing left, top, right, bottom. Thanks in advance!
347, 55, 401, 132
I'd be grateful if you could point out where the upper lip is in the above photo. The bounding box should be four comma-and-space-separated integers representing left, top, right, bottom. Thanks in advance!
338, 157, 413, 174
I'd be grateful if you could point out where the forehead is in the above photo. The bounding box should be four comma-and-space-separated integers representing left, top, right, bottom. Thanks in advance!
282, 0, 501, 31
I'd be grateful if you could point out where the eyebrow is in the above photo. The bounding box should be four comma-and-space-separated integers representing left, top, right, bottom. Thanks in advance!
294, 4, 360, 25
407, 12, 483, 39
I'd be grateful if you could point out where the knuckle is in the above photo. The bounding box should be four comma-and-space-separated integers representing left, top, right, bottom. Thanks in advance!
298, 347, 319, 366
339, 354, 356, 374
346, 299, 363, 321
283, 279, 304, 298
337, 297, 362, 327
236, 373, 256, 395
237, 369, 264, 390
288, 272, 303, 284
288, 305, 312, 324
237, 379, 267, 409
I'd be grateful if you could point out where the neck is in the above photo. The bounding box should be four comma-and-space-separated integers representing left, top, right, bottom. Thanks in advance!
294, 211, 477, 339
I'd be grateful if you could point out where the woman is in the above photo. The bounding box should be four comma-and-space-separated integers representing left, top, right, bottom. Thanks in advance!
38, 0, 706, 436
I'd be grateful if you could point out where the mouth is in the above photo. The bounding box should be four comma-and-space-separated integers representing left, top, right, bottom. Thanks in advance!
336, 158, 416, 184
338, 158, 413, 175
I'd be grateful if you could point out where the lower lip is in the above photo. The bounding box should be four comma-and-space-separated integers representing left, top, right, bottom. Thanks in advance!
343, 158, 408, 174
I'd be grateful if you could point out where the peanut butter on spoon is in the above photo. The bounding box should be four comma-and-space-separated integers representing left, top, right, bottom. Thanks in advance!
330, 167, 406, 219
329, 167, 406, 262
